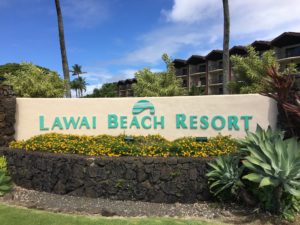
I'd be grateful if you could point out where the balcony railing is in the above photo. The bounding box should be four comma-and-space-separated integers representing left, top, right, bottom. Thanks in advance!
190, 65, 206, 74
208, 64, 223, 71
209, 77, 223, 84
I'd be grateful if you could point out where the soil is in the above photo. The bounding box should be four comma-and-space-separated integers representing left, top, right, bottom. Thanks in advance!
0, 186, 299, 225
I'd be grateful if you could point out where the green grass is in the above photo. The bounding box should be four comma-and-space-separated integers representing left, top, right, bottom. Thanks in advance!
0, 203, 225, 225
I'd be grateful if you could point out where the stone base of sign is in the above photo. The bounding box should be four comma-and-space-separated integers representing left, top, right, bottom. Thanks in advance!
0, 148, 211, 203
0, 85, 16, 147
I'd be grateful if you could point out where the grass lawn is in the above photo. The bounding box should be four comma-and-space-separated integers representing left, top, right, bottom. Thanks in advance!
0, 203, 225, 225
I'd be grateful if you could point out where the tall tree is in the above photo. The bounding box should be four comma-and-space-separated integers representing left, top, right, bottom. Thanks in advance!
70, 64, 86, 78
55, 0, 71, 98
222, 0, 230, 94
133, 54, 185, 97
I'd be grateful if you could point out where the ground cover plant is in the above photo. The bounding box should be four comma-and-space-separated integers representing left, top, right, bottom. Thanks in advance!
0, 156, 12, 196
9, 133, 237, 157
207, 125, 300, 221
0, 203, 225, 225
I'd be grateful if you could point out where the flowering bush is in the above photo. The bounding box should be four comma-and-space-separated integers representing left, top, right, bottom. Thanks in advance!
9, 133, 238, 157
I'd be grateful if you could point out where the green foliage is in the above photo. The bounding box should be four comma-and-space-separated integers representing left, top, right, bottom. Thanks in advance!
241, 126, 300, 218
133, 54, 186, 97
189, 85, 205, 95
229, 46, 297, 94
0, 156, 12, 196
207, 155, 244, 198
70, 77, 87, 97
85, 83, 117, 98
9, 133, 238, 158
242, 128, 300, 197
0, 63, 51, 83
207, 125, 300, 220
3, 62, 64, 97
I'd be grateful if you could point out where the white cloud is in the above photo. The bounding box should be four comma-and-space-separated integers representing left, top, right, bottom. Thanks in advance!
164, 0, 300, 36
120, 0, 300, 65
163, 0, 219, 24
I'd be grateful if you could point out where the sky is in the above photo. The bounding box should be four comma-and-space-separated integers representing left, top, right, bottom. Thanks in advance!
1, 0, 300, 94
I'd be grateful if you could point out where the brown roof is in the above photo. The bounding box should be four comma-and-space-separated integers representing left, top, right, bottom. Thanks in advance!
251, 40, 271, 51
230, 45, 247, 56
173, 59, 187, 67
271, 32, 300, 47
187, 55, 206, 64
206, 50, 223, 60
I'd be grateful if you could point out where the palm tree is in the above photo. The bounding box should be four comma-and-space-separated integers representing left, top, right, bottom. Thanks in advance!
70, 64, 86, 78
222, 0, 230, 94
71, 77, 87, 97
55, 0, 71, 98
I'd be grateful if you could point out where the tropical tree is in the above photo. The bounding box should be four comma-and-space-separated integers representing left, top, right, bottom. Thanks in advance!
55, 0, 71, 98
85, 83, 117, 97
222, 0, 230, 94
3, 62, 64, 97
133, 54, 186, 97
229, 46, 297, 94
70, 64, 86, 78
71, 77, 87, 97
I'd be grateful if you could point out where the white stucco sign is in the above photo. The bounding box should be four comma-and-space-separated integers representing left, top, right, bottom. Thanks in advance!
15, 94, 277, 140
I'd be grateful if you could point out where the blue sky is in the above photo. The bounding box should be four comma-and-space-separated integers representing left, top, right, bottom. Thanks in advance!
1, 0, 300, 94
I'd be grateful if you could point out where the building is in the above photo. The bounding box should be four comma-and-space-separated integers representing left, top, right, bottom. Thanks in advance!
117, 32, 300, 97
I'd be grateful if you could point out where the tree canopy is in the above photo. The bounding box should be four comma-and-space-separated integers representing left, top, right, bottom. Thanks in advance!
85, 83, 117, 98
2, 62, 64, 97
132, 54, 186, 97
229, 46, 297, 94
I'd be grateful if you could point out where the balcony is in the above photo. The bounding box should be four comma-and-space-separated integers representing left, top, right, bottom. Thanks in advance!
190, 65, 206, 74
175, 68, 188, 76
208, 63, 223, 71
277, 46, 300, 60
209, 76, 223, 85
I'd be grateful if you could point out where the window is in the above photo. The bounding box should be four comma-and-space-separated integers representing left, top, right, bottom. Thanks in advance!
286, 46, 300, 58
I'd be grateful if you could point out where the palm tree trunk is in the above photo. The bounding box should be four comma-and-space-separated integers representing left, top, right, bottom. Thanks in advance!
55, 0, 71, 98
222, 0, 230, 94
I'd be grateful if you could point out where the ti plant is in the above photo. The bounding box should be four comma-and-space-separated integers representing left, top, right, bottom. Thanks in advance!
0, 156, 12, 196
242, 126, 300, 214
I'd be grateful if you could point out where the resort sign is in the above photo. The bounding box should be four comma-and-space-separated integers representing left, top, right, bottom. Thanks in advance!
14, 94, 277, 140
39, 99, 253, 132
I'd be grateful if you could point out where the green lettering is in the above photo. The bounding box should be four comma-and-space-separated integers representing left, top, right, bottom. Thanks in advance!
79, 116, 90, 129
154, 116, 164, 129
141, 116, 151, 129
190, 115, 197, 129
200, 116, 209, 129
212, 116, 226, 130
92, 116, 96, 129
120, 116, 127, 129
176, 114, 187, 129
51, 117, 63, 130
241, 116, 253, 130
228, 116, 239, 131
63, 116, 80, 129
130, 116, 140, 129
108, 114, 118, 129
39, 115, 49, 131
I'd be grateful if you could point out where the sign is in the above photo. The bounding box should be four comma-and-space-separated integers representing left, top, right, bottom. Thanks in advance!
14, 94, 278, 140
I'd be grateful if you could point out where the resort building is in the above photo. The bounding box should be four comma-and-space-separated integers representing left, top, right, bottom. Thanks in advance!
117, 31, 300, 97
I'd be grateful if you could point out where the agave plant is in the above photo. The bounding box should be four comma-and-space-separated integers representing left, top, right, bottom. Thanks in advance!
238, 125, 284, 152
0, 156, 12, 196
242, 128, 300, 213
206, 155, 244, 197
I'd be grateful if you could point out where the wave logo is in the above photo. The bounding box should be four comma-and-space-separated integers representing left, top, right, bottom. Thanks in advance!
108, 99, 164, 129
132, 100, 155, 115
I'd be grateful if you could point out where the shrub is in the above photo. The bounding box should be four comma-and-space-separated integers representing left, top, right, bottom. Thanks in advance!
206, 125, 300, 220
0, 156, 12, 196
9, 133, 238, 157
